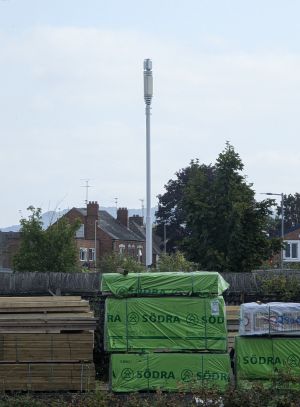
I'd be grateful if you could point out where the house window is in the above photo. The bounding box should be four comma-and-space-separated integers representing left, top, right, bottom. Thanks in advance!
284, 242, 299, 260
76, 224, 85, 238
79, 248, 87, 261
119, 244, 125, 255
89, 248, 95, 261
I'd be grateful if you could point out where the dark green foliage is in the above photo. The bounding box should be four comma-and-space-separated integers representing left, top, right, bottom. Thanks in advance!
13, 206, 81, 272
156, 143, 281, 273
258, 274, 300, 301
156, 160, 201, 253
2, 384, 300, 407
99, 253, 146, 273
157, 252, 198, 272
277, 193, 300, 231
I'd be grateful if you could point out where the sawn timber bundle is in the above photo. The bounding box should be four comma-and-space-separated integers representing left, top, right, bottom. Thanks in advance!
0, 296, 96, 391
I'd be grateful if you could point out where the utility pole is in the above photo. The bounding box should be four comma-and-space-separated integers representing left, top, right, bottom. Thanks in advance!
143, 58, 153, 268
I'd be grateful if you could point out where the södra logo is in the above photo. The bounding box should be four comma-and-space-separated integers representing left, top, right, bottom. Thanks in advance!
137, 370, 175, 379
141, 314, 180, 323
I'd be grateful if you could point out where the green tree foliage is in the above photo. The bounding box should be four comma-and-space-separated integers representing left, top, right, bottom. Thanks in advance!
156, 143, 281, 273
157, 252, 198, 272
277, 193, 300, 231
258, 274, 300, 301
156, 160, 201, 252
99, 253, 146, 273
13, 206, 80, 272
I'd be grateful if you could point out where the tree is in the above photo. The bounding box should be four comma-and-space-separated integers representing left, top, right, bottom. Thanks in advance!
13, 206, 80, 272
277, 193, 300, 231
157, 252, 198, 272
156, 142, 281, 272
156, 160, 202, 252
99, 253, 145, 273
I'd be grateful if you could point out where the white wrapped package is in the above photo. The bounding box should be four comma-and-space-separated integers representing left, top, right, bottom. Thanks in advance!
239, 302, 300, 336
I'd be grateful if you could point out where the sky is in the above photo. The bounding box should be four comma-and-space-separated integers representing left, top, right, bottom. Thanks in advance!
0, 0, 300, 227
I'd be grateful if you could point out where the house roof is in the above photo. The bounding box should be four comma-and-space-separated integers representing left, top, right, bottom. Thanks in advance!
284, 223, 300, 236
129, 218, 162, 255
76, 208, 142, 241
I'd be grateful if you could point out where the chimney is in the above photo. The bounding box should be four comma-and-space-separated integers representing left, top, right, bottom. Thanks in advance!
129, 214, 143, 227
86, 201, 99, 239
117, 208, 128, 228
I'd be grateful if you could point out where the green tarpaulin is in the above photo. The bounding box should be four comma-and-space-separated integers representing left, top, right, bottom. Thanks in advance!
235, 336, 300, 388
110, 353, 231, 392
101, 271, 229, 298
105, 296, 227, 352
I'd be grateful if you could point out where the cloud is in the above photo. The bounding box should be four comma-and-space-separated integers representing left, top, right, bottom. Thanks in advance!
0, 26, 300, 225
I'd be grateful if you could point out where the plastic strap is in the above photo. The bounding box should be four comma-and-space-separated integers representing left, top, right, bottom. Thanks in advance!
28, 363, 32, 390
125, 298, 129, 352
0, 335, 4, 362
147, 353, 150, 390
204, 299, 207, 350
80, 363, 84, 392
191, 273, 195, 295
271, 337, 275, 379
15, 336, 19, 362
49, 363, 53, 385
201, 354, 204, 388
51, 335, 53, 361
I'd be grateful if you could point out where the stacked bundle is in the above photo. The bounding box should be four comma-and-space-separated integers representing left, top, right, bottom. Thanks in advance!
0, 296, 96, 391
101, 271, 231, 392
226, 305, 240, 351
236, 302, 300, 389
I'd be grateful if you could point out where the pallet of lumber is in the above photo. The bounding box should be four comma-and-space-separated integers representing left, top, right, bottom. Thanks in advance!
226, 305, 240, 351
0, 332, 94, 362
0, 296, 96, 391
0, 296, 97, 333
0, 296, 90, 313
0, 363, 95, 391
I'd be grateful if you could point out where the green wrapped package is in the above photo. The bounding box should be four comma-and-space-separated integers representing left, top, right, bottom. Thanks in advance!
110, 353, 231, 392
236, 336, 300, 388
105, 296, 227, 352
101, 271, 229, 298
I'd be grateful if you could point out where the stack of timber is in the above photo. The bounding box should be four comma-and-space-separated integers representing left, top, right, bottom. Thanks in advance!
102, 271, 231, 393
235, 301, 300, 389
226, 305, 240, 351
0, 296, 96, 391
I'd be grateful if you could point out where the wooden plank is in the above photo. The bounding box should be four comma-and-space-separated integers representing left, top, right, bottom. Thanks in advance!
0, 332, 94, 362
0, 312, 94, 320
0, 296, 83, 302
0, 362, 95, 391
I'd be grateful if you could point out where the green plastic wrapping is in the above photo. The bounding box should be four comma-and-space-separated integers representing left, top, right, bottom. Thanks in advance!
105, 296, 227, 352
101, 271, 229, 298
236, 336, 300, 388
110, 352, 231, 392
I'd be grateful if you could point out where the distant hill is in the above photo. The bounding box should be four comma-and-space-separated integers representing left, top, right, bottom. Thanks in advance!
0, 207, 157, 232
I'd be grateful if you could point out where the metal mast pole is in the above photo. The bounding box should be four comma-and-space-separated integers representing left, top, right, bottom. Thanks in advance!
143, 59, 153, 267
281, 193, 284, 270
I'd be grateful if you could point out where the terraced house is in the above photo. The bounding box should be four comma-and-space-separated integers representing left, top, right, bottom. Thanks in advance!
63, 201, 160, 267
